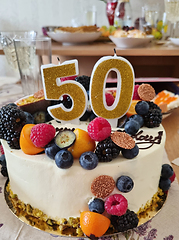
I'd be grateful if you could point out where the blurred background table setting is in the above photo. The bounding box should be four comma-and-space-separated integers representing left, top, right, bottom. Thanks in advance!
0, 31, 52, 99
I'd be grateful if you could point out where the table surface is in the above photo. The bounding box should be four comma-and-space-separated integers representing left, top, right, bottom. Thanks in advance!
0, 80, 179, 239
51, 41, 179, 56
1, 40, 179, 57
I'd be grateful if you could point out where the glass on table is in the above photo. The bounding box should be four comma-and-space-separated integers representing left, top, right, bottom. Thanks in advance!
164, 0, 179, 38
106, 0, 118, 26
13, 37, 52, 96
142, 3, 160, 28
0, 31, 37, 70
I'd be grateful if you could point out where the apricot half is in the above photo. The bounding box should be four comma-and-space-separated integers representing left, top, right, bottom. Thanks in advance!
20, 124, 44, 155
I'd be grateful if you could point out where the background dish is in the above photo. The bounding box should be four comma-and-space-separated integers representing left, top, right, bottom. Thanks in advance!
169, 38, 179, 46
47, 31, 101, 44
109, 35, 153, 48
42, 26, 60, 36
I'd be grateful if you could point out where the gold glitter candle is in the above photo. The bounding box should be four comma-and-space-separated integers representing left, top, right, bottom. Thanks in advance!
41, 60, 88, 124
90, 55, 134, 127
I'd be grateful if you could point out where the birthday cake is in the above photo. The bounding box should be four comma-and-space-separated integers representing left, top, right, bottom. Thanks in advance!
0, 55, 174, 238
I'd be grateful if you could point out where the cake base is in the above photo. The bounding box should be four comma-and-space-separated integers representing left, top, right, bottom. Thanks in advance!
4, 179, 167, 238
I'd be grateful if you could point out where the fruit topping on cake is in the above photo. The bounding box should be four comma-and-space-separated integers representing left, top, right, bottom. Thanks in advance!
80, 211, 110, 238
55, 129, 76, 149
79, 151, 99, 170
20, 124, 44, 155
111, 209, 139, 232
116, 175, 134, 193
95, 137, 121, 162
75, 75, 90, 91
16, 89, 50, 115
105, 194, 128, 216
159, 164, 174, 192
87, 117, 111, 141
30, 123, 56, 148
0, 104, 26, 149
55, 149, 73, 169
88, 198, 105, 214
0, 154, 8, 177
68, 128, 96, 159
143, 102, 162, 128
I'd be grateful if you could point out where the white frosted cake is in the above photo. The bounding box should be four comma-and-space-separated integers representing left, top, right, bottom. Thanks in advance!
0, 56, 173, 238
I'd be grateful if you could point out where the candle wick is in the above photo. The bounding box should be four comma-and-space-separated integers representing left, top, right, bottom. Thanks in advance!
57, 57, 60, 62
114, 48, 117, 57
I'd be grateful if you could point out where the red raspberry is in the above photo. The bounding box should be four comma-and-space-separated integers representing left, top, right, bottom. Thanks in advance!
60, 76, 77, 100
170, 172, 176, 183
30, 123, 56, 148
87, 117, 111, 141
105, 92, 115, 106
105, 194, 128, 216
60, 75, 77, 82
0, 144, 4, 155
132, 85, 141, 100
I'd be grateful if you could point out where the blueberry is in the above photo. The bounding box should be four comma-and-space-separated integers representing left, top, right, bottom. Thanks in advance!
79, 151, 98, 170
161, 164, 174, 179
159, 177, 171, 191
88, 198, 105, 214
128, 114, 144, 128
124, 119, 140, 135
45, 141, 61, 159
122, 144, 139, 159
116, 175, 134, 193
55, 150, 73, 169
135, 101, 149, 115
24, 111, 34, 124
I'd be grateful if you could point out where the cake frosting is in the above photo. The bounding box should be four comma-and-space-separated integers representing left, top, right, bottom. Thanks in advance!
2, 121, 166, 221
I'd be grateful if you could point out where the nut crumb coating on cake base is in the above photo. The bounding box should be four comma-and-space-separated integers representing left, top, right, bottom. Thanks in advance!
6, 182, 166, 237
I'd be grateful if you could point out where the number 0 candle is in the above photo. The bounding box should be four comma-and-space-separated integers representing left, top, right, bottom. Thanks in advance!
90, 53, 134, 127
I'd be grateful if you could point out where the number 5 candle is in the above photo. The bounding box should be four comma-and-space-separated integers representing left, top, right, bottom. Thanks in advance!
41, 59, 88, 124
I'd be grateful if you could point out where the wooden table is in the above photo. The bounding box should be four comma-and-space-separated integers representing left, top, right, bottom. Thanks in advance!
51, 41, 179, 78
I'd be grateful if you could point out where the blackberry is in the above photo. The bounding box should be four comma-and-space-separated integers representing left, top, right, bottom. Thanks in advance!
75, 75, 90, 91
111, 209, 139, 232
143, 101, 162, 128
0, 104, 26, 149
95, 137, 121, 162
0, 154, 8, 177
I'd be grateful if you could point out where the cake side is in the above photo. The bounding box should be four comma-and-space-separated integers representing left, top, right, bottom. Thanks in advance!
2, 121, 166, 220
